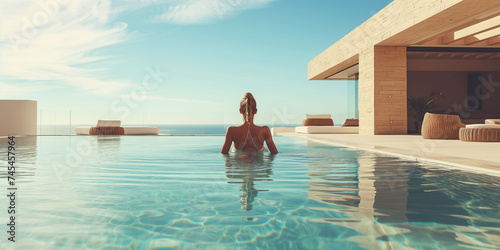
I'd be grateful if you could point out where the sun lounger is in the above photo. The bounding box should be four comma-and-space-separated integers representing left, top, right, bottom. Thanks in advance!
485, 119, 500, 125
121, 127, 159, 135
296, 115, 359, 134
295, 126, 358, 134
75, 120, 159, 135
76, 127, 159, 135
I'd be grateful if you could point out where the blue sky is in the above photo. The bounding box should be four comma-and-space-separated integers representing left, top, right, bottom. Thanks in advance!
0, 0, 390, 125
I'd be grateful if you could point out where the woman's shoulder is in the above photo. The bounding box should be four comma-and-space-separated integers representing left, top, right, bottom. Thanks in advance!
229, 125, 246, 129
226, 125, 244, 132
256, 125, 271, 132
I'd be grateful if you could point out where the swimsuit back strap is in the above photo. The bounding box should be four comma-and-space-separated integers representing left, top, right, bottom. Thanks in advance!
238, 124, 260, 151
248, 127, 260, 149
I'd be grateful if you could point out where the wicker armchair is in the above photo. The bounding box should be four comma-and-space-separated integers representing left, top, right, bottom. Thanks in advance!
421, 113, 465, 139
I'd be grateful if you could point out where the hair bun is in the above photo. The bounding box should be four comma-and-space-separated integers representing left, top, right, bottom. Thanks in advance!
240, 92, 256, 123
244, 92, 253, 100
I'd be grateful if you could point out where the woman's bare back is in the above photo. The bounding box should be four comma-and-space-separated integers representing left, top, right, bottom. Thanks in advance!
221, 123, 277, 154
230, 123, 267, 152
220, 92, 278, 154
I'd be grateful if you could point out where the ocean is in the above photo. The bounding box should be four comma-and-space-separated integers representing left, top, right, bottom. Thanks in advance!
38, 124, 300, 135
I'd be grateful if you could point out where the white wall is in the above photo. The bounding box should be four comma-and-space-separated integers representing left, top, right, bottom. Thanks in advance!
0, 100, 37, 136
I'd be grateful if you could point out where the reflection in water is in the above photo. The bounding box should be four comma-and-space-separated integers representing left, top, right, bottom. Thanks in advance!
224, 154, 275, 211
97, 136, 121, 151
2, 136, 500, 249
96, 136, 122, 164
305, 146, 500, 249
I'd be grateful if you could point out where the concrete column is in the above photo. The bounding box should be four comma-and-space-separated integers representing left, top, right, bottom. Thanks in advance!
359, 46, 407, 135
0, 100, 37, 136
359, 47, 376, 135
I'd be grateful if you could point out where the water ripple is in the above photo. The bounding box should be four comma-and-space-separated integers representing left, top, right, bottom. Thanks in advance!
0, 136, 499, 249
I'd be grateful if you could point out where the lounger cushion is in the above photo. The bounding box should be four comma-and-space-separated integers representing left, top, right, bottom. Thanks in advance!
75, 127, 91, 135
295, 126, 358, 134
341, 119, 359, 127
485, 119, 500, 125
305, 114, 331, 119
122, 127, 159, 135
466, 124, 500, 129
97, 120, 121, 127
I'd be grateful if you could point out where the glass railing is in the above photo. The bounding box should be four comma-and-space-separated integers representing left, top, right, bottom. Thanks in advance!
347, 76, 359, 119
36, 110, 308, 135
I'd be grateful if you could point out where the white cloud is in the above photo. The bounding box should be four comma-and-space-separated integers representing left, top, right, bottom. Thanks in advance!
119, 92, 219, 104
154, 0, 276, 24
0, 0, 276, 97
0, 0, 132, 96
162, 97, 219, 104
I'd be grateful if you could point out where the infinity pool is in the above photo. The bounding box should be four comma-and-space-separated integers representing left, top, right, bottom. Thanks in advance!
1, 136, 500, 249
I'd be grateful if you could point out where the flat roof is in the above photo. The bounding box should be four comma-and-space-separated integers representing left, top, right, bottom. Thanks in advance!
325, 64, 359, 80
309, 0, 500, 80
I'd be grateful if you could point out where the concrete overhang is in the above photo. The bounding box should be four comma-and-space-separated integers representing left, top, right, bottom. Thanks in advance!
325, 63, 359, 80
309, 0, 500, 80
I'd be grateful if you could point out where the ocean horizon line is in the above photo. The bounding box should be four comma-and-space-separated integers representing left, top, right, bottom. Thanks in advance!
37, 124, 306, 135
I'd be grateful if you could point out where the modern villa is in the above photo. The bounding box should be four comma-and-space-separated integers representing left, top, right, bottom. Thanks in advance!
309, 0, 500, 135
2, 1, 500, 248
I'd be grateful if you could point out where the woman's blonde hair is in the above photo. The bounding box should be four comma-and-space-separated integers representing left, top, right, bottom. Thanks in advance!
240, 92, 257, 123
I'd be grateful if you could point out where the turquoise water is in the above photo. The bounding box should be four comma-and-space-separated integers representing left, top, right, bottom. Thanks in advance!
1, 136, 500, 249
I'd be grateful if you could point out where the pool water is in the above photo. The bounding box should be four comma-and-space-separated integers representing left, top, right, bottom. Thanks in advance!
1, 136, 500, 249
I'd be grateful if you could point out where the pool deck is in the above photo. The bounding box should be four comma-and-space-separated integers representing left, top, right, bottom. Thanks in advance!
283, 133, 500, 176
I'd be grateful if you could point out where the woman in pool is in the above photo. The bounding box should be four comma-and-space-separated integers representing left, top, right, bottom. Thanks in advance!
221, 92, 278, 154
